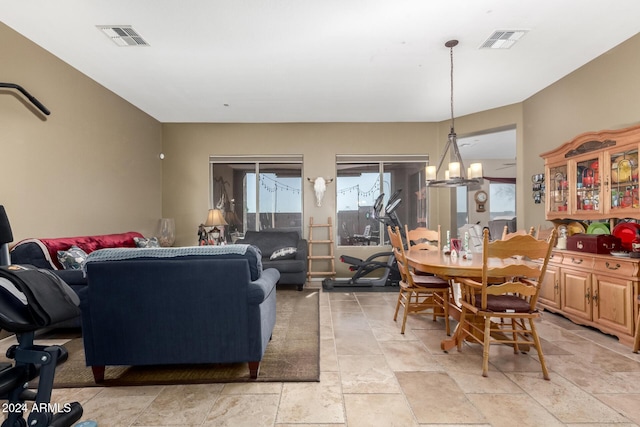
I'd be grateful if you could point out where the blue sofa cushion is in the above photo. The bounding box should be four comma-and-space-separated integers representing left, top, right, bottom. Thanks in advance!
262, 258, 306, 273
84, 244, 263, 281
241, 230, 300, 258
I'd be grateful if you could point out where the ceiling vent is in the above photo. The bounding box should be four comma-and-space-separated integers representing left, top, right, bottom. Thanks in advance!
97, 25, 149, 47
480, 30, 527, 49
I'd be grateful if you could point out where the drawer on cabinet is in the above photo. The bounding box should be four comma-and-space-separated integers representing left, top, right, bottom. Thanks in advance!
548, 252, 563, 264
594, 258, 637, 277
562, 254, 594, 269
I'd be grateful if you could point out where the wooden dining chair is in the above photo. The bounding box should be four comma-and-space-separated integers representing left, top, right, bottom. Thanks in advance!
535, 226, 557, 246
501, 225, 536, 240
388, 225, 450, 335
456, 227, 557, 379
404, 224, 441, 251
633, 294, 640, 353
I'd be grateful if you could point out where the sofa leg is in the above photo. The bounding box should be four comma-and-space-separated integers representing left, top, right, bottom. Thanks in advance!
248, 361, 260, 379
297, 284, 303, 291
91, 365, 105, 383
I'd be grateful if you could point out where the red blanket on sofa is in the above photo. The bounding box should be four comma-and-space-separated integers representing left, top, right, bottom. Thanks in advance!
13, 231, 143, 269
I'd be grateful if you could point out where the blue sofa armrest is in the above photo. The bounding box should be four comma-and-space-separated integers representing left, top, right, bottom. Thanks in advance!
247, 268, 279, 304
295, 238, 308, 261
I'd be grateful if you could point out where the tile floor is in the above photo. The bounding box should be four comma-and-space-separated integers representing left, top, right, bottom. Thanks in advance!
4, 282, 640, 426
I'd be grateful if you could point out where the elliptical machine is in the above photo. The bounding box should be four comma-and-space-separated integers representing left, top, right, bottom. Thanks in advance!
322, 190, 403, 289
0, 206, 84, 427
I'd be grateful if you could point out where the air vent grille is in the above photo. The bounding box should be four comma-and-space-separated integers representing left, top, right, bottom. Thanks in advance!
480, 30, 527, 49
97, 25, 149, 47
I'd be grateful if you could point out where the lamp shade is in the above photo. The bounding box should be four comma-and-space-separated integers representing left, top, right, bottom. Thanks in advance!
469, 163, 483, 179
425, 165, 437, 181
448, 162, 461, 178
0, 206, 13, 244
204, 209, 228, 227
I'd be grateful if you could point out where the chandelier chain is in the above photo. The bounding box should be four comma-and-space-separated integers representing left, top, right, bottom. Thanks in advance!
449, 43, 455, 132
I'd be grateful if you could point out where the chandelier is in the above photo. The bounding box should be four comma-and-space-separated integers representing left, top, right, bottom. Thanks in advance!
426, 40, 483, 187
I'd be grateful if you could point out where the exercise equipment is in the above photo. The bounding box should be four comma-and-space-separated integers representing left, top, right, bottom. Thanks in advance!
0, 206, 83, 427
323, 190, 403, 289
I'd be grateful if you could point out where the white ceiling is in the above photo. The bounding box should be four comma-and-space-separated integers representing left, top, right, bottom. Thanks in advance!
2, 0, 639, 127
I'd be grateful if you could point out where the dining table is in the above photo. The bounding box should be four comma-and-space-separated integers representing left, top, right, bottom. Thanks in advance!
405, 248, 526, 352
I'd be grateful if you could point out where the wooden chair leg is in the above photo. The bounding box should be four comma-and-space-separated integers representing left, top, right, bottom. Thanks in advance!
393, 290, 402, 321
511, 318, 520, 354
457, 306, 468, 352
482, 316, 491, 377
529, 318, 550, 380
443, 290, 450, 336
633, 309, 640, 353
401, 291, 411, 334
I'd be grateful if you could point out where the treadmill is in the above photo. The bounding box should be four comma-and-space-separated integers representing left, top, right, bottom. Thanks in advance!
322, 190, 403, 290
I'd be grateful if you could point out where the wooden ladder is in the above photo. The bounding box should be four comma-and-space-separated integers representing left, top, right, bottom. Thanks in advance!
307, 216, 336, 280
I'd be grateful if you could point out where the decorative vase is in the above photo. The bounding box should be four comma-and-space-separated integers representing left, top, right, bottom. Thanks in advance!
157, 218, 175, 247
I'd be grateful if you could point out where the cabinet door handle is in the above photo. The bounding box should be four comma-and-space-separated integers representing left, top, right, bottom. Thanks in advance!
554, 280, 559, 293
592, 290, 598, 306
585, 289, 591, 302
605, 261, 621, 270
572, 257, 583, 265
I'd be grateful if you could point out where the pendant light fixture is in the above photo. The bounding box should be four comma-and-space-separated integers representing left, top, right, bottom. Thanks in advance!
426, 40, 483, 187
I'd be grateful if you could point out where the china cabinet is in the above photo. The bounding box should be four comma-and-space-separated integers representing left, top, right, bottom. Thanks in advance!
538, 250, 637, 345
538, 252, 562, 310
538, 124, 640, 348
541, 125, 640, 220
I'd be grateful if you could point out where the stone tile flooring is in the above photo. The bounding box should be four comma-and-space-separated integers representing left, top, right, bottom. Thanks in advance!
3, 283, 640, 426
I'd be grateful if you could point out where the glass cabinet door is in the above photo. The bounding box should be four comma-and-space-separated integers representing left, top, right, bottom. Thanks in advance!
548, 164, 569, 214
575, 156, 601, 214
608, 148, 639, 212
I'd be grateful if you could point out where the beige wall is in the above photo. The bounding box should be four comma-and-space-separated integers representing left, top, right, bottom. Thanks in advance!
522, 34, 640, 231
1, 23, 163, 243
161, 123, 442, 250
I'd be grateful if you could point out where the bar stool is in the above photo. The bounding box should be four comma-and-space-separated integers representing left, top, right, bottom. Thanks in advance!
634, 294, 640, 353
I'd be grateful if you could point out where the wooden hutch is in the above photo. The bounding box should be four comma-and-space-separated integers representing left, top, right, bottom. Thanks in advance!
539, 124, 640, 347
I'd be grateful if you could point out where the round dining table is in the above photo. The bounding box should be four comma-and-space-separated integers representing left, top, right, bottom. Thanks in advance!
405, 249, 483, 280
404, 249, 482, 350
405, 248, 532, 352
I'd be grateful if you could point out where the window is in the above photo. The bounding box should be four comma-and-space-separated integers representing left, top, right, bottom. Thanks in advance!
210, 156, 303, 238
336, 155, 429, 246
489, 182, 516, 219
456, 186, 468, 228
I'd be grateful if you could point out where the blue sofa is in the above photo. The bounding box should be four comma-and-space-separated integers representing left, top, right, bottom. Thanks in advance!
80, 245, 279, 381
236, 230, 308, 290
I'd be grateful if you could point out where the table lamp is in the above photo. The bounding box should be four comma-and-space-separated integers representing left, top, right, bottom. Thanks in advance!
204, 208, 228, 244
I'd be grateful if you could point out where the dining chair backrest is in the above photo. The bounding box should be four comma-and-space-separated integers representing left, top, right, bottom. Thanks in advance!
535, 226, 557, 245
501, 225, 536, 240
478, 227, 556, 310
387, 225, 412, 285
404, 225, 441, 251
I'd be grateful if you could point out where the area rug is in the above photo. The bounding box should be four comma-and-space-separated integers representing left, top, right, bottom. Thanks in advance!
28, 289, 319, 388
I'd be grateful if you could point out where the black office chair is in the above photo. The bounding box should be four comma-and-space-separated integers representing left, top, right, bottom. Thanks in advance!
0, 206, 83, 427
